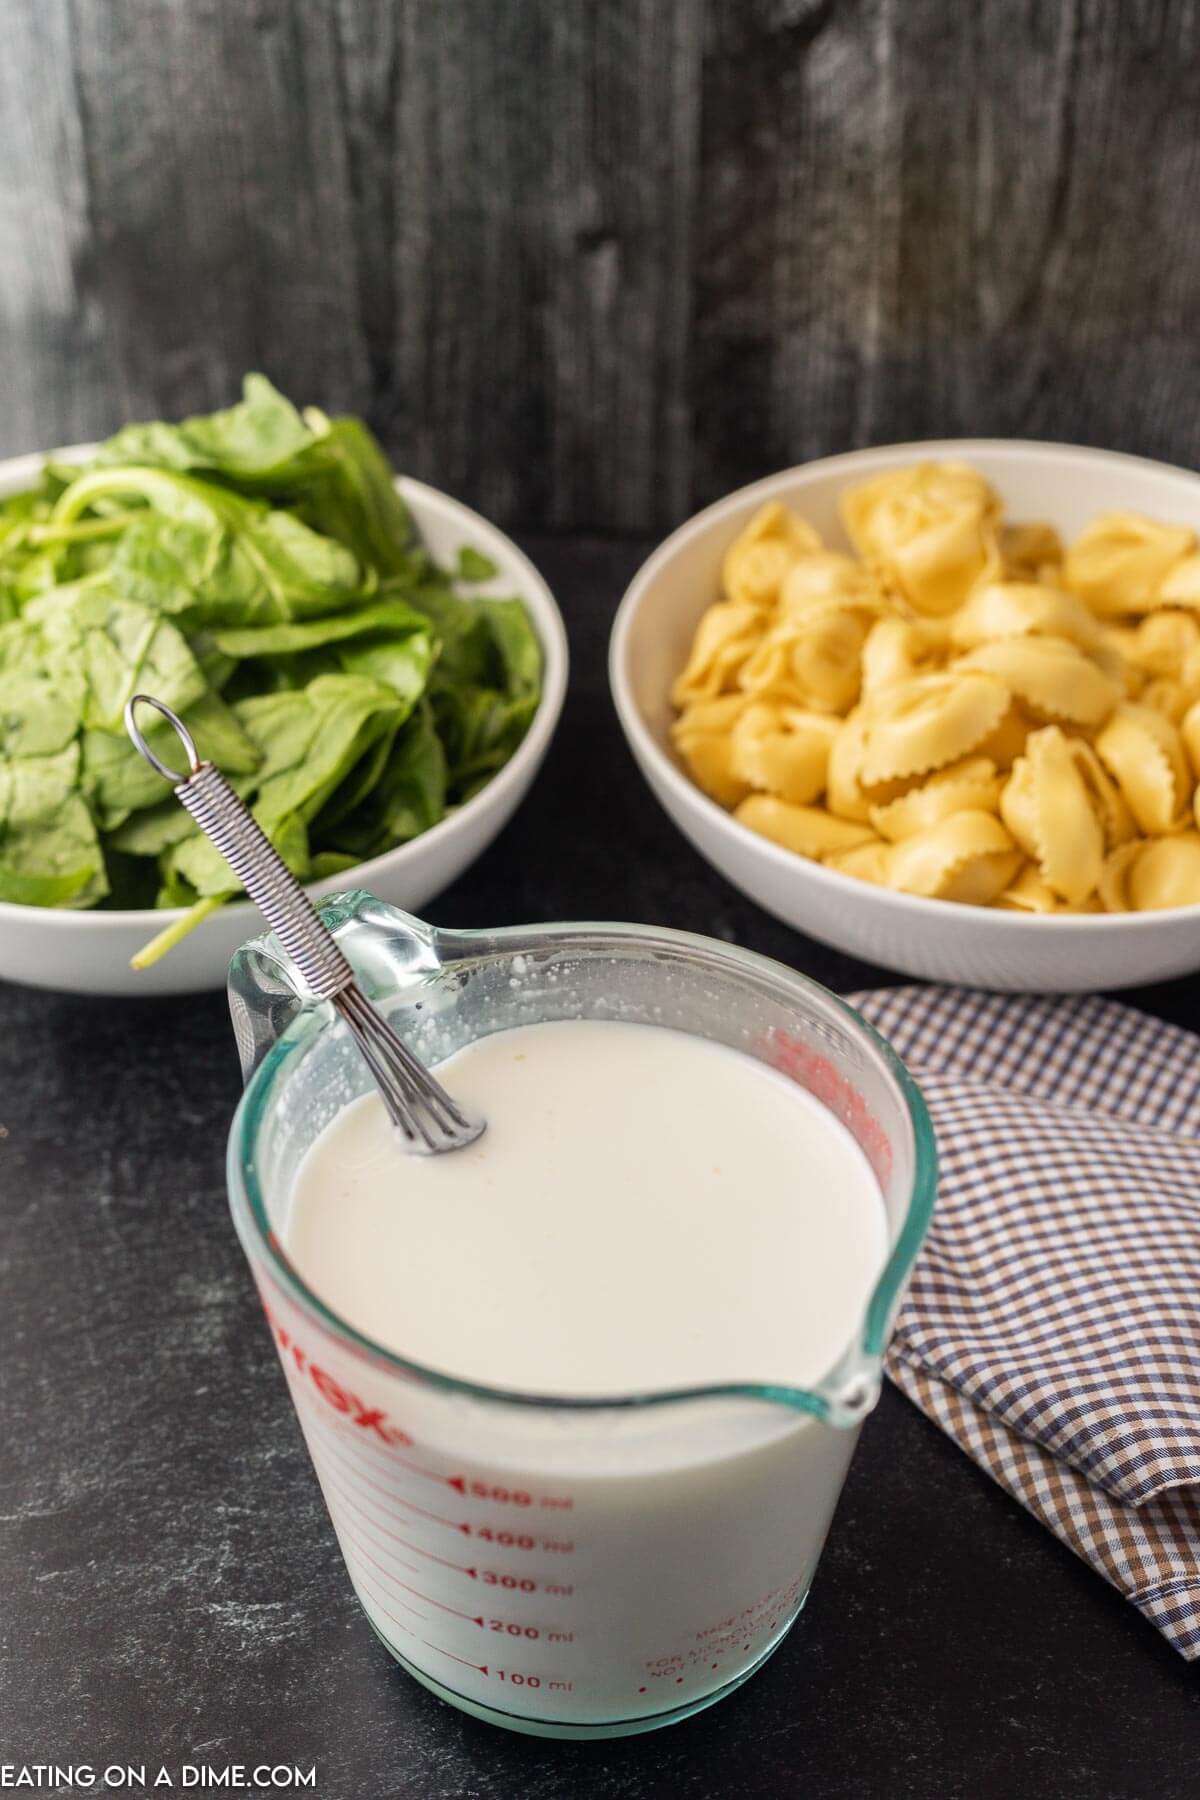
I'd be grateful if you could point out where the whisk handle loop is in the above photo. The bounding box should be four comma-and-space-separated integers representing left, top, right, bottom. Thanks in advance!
124, 692, 353, 1001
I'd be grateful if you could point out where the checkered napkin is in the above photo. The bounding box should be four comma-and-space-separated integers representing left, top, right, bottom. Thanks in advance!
848, 985, 1200, 1658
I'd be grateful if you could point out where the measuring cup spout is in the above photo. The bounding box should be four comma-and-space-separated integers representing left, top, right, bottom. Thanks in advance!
749, 1363, 883, 1429
820, 1367, 883, 1429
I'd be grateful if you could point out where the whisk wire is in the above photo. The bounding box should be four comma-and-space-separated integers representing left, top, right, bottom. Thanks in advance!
334, 986, 478, 1153
123, 693, 485, 1156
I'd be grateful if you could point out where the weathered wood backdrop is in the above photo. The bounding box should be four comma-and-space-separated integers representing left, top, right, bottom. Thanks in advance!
3, 0, 1199, 532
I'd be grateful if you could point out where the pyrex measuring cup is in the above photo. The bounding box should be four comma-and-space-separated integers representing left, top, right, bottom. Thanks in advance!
226, 892, 936, 1739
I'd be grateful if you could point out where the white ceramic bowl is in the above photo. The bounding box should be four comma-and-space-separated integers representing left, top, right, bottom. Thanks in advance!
0, 449, 568, 996
611, 440, 1200, 991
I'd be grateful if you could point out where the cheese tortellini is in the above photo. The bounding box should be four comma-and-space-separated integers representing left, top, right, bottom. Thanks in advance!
670, 462, 1200, 912
842, 461, 1000, 615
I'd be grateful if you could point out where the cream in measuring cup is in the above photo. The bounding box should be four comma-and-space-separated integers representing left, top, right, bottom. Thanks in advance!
285, 1019, 887, 1394
228, 902, 935, 1740
275, 1018, 887, 1730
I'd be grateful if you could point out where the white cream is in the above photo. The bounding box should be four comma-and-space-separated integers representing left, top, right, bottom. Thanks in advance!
285, 1019, 887, 1395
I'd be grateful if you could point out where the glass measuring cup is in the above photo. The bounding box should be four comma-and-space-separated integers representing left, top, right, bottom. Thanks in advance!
226, 892, 936, 1739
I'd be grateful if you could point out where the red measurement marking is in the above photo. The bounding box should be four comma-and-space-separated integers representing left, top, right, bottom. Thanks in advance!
298, 1391, 575, 1554
324, 1499, 418, 1579
319, 1464, 478, 1577
336, 1515, 549, 1646
339, 1536, 428, 1616
300, 1398, 474, 1535
394, 1494, 469, 1534
340, 1521, 484, 1625
422, 1642, 488, 1676
392, 1453, 466, 1490
466, 1524, 562, 1553
449, 1476, 534, 1506
350, 1569, 421, 1640
763, 1027, 893, 1183
397, 1582, 483, 1626
338, 1523, 477, 1624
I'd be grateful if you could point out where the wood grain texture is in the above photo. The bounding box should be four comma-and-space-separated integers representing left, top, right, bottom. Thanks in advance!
1, 0, 1199, 530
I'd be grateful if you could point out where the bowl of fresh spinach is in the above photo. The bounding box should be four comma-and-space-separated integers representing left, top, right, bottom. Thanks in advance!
0, 377, 567, 995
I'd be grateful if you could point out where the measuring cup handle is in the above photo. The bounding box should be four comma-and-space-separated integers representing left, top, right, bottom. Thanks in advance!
227, 892, 448, 1085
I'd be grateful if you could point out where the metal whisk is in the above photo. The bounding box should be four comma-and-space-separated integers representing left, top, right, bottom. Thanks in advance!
124, 693, 485, 1155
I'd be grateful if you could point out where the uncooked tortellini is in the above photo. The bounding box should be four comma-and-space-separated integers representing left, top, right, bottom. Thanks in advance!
1094, 703, 1191, 835
857, 671, 1009, 785
721, 502, 822, 609
999, 727, 1103, 905
670, 465, 1200, 912
671, 604, 765, 707
950, 581, 1101, 654
1063, 514, 1194, 616
841, 462, 1000, 616
727, 703, 838, 805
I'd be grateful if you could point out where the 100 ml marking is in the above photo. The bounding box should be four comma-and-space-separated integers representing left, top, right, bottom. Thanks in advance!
494, 1671, 574, 1693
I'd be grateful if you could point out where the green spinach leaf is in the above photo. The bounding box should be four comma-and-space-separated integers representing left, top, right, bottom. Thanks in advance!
91, 373, 315, 483
0, 745, 107, 907
324, 700, 448, 858
0, 377, 542, 965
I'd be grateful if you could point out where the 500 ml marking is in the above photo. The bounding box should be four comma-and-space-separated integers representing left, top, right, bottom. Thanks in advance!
460, 1480, 532, 1504
454, 1479, 574, 1510
265, 1304, 577, 1514
309, 1422, 576, 1559
268, 1303, 575, 1512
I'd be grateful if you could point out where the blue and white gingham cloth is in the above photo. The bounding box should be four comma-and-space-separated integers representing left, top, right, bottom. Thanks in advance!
851, 986, 1200, 1659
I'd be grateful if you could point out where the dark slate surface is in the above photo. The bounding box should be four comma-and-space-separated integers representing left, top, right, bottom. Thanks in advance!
1, 535, 1197, 1799
5, 1, 1200, 533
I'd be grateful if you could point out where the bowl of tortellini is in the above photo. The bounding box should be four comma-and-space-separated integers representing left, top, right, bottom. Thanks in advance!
610, 441, 1200, 989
